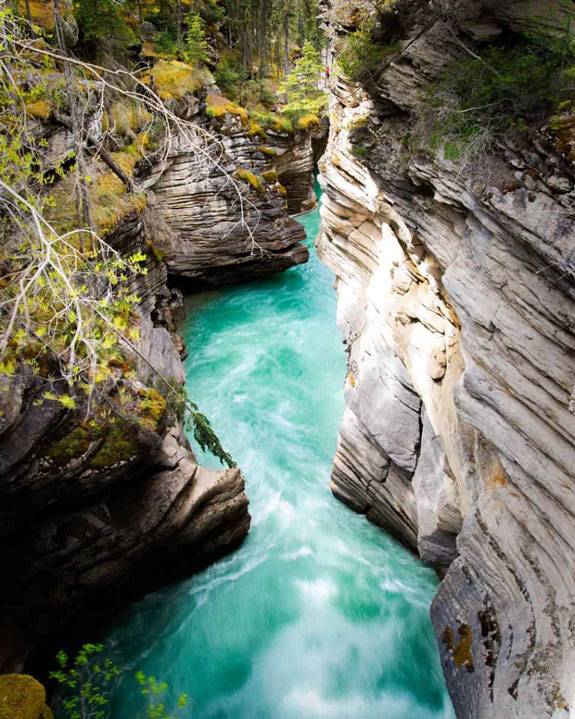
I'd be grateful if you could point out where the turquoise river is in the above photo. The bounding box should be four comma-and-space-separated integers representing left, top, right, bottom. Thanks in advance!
104, 188, 454, 719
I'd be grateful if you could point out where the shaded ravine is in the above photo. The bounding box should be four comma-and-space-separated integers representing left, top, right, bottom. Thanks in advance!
104, 187, 454, 719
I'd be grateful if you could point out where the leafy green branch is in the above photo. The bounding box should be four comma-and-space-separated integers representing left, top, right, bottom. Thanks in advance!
50, 643, 189, 719
0, 7, 236, 467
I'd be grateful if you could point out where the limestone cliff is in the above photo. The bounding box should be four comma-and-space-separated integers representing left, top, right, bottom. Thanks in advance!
144, 120, 311, 284
0, 43, 323, 669
134, 77, 321, 285
318, 1, 575, 716
0, 209, 250, 673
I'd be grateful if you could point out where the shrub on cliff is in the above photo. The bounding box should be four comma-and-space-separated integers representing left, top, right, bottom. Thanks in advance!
336, 0, 400, 82
50, 643, 188, 719
414, 21, 575, 162
338, 27, 399, 82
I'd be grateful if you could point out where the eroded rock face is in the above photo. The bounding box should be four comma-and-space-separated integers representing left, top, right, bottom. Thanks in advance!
147, 151, 308, 285
142, 107, 312, 286
1, 70, 322, 670
319, 1, 575, 716
0, 215, 250, 673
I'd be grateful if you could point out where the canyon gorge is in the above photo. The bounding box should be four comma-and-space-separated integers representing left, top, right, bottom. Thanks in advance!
1, 0, 575, 718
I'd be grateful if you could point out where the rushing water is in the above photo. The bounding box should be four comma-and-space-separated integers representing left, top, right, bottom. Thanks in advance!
104, 187, 454, 719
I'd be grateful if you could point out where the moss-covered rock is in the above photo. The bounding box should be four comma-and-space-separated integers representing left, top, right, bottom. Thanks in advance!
48, 421, 101, 467
0, 674, 53, 719
258, 146, 277, 157
48, 165, 147, 237
89, 418, 144, 469
46, 389, 165, 469
25, 100, 51, 120
145, 60, 206, 101
206, 93, 249, 125
248, 121, 267, 142
297, 113, 320, 131
262, 170, 279, 183
138, 388, 167, 432
233, 169, 265, 193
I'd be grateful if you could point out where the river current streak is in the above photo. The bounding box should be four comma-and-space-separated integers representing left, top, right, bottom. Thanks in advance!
105, 188, 454, 719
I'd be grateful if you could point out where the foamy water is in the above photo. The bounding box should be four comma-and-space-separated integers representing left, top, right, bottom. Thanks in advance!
102, 186, 454, 719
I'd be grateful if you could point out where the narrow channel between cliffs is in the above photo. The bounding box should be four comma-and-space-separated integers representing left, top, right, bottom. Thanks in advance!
101, 186, 454, 719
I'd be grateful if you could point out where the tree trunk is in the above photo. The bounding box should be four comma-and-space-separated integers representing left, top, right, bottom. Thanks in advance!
283, 11, 289, 101
283, 11, 289, 78
53, 111, 136, 194
24, 0, 32, 24
258, 0, 268, 79
176, 0, 183, 50
51, 0, 66, 51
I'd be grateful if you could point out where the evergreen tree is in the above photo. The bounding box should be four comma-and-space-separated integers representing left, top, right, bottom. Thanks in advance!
184, 13, 209, 66
282, 40, 326, 116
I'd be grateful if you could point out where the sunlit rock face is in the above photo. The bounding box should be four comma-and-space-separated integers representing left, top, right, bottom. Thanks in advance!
142, 107, 318, 286
147, 150, 309, 285
319, 0, 575, 716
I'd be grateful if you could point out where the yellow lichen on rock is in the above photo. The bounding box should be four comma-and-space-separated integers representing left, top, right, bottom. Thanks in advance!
25, 100, 51, 120
248, 121, 267, 142
48, 168, 147, 237
297, 113, 320, 131
442, 623, 474, 672
0, 674, 52, 719
262, 170, 279, 183
258, 146, 277, 157
206, 93, 249, 125
107, 100, 152, 139
145, 60, 205, 101
89, 172, 147, 236
234, 169, 265, 193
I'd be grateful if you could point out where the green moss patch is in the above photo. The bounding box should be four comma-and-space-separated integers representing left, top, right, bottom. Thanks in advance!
0, 674, 52, 719
234, 169, 264, 193
89, 418, 143, 469
48, 422, 101, 467
262, 170, 279, 183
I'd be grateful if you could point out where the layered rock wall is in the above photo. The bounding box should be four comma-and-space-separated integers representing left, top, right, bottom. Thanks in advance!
0, 62, 322, 670
0, 211, 250, 672
142, 100, 319, 285
319, 1, 575, 716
